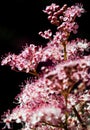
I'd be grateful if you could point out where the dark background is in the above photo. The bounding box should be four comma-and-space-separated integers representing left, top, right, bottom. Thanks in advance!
0, 0, 90, 126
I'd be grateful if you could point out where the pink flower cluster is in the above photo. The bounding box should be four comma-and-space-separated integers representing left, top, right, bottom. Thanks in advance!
39, 29, 52, 40
43, 3, 84, 34
2, 56, 90, 130
1, 45, 43, 73
1, 38, 90, 73
1, 2, 90, 130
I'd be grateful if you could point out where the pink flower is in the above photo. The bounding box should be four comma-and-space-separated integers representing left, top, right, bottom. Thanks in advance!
1, 2, 90, 130
63, 3, 85, 21
39, 29, 52, 39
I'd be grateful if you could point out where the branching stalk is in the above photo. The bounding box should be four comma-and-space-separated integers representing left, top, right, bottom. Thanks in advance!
13, 68, 39, 77
62, 90, 69, 130
63, 42, 67, 60
73, 106, 87, 129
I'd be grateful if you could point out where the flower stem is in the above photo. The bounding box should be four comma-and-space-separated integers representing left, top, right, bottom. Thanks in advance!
62, 90, 68, 130
65, 95, 68, 130
63, 42, 67, 60
29, 70, 39, 77
13, 68, 39, 77
73, 106, 87, 129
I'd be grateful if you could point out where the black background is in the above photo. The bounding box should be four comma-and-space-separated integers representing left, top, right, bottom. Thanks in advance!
0, 0, 90, 125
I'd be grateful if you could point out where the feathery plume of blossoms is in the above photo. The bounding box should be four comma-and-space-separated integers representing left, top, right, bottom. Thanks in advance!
1, 2, 90, 130
1, 38, 90, 73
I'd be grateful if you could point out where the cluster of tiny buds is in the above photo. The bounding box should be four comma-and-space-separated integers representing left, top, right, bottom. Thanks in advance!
43, 3, 84, 35
43, 3, 67, 26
